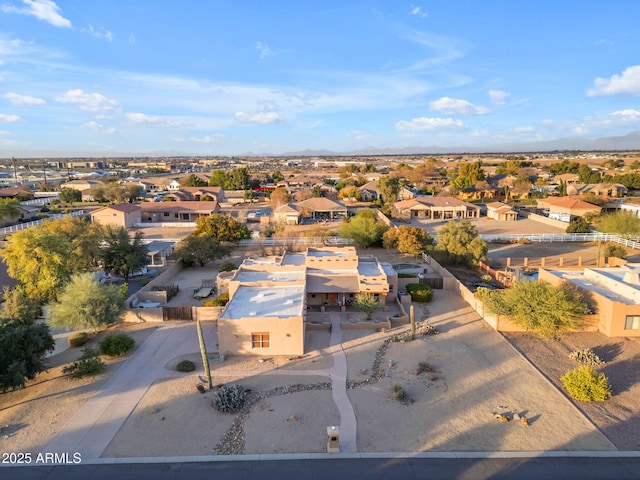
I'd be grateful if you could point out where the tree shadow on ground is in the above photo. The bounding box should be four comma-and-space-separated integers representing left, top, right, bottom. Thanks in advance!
592, 342, 624, 363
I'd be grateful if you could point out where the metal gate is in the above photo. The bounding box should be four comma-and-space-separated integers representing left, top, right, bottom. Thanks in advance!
163, 306, 194, 321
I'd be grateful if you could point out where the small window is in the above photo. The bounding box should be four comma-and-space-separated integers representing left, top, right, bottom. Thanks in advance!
174, 213, 179, 218
163, 212, 170, 217
625, 315, 640, 330
311, 294, 316, 298
251, 332, 270, 348
182, 214, 189, 220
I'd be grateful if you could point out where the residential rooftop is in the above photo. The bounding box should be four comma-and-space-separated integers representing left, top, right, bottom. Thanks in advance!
221, 285, 305, 319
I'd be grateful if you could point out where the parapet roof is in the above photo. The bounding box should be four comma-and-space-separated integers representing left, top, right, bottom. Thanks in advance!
221, 285, 305, 319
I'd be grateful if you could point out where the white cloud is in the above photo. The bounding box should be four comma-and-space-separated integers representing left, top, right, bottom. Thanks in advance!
55, 89, 118, 111
82, 121, 117, 134
234, 111, 285, 124
82, 24, 114, 42
395, 117, 465, 132
0, 113, 21, 123
587, 65, 640, 97
429, 97, 489, 115
1, 0, 71, 28
410, 6, 428, 18
125, 112, 181, 127
190, 134, 226, 143
348, 129, 372, 140
0, 129, 11, 135
611, 109, 640, 122
4, 92, 45, 105
488, 90, 510, 105
256, 42, 276, 59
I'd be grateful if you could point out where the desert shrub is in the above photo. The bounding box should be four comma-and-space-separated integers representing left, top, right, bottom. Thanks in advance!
516, 237, 531, 245
212, 385, 247, 413
480, 274, 493, 283
569, 348, 605, 367
176, 360, 196, 372
68, 331, 89, 348
205, 292, 230, 307
62, 347, 105, 378
390, 383, 407, 402
99, 334, 135, 357
406, 283, 434, 302
561, 366, 612, 402
218, 261, 237, 273
603, 245, 627, 260
417, 361, 433, 373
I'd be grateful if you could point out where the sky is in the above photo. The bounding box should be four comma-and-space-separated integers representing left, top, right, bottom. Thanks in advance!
1, 0, 640, 157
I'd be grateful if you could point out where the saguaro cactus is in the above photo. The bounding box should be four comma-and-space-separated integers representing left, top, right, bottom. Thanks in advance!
410, 304, 416, 340
197, 318, 212, 391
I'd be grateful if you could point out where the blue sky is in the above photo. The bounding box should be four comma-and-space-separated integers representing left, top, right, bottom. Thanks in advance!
1, 0, 640, 157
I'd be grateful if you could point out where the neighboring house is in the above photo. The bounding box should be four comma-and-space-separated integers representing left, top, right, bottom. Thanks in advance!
0, 204, 40, 227
293, 197, 348, 220
138, 178, 181, 192
393, 196, 481, 220
139, 201, 220, 223
617, 201, 640, 218
551, 173, 581, 185
90, 203, 142, 228
540, 265, 640, 338
458, 186, 502, 202
163, 186, 225, 203
566, 183, 628, 198
397, 186, 419, 201
217, 247, 398, 356
536, 196, 602, 218
358, 180, 382, 201
486, 202, 517, 221
273, 204, 301, 225
0, 187, 33, 200
61, 179, 102, 192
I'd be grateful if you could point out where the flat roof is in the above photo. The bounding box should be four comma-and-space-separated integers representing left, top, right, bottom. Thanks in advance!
306, 273, 360, 293
235, 270, 305, 283
358, 261, 381, 277
282, 253, 306, 266
548, 269, 637, 305
307, 250, 350, 258
222, 285, 305, 319
380, 262, 397, 276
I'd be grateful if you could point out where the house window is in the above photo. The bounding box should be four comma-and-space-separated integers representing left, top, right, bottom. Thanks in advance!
174, 213, 179, 218
251, 332, 270, 348
164, 212, 170, 217
182, 214, 189, 220
625, 315, 640, 330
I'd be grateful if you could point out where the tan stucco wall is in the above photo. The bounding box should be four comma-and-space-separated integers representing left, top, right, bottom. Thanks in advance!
218, 315, 305, 356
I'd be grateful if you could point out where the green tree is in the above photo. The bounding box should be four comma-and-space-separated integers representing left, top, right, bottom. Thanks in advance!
218, 260, 237, 272
602, 245, 627, 259
312, 185, 323, 197
269, 187, 291, 208
47, 272, 125, 331
481, 280, 589, 336
451, 162, 485, 190
208, 170, 230, 187
597, 211, 640, 237
0, 198, 20, 219
244, 189, 256, 202
352, 293, 379, 321
382, 226, 433, 255
194, 214, 251, 243
338, 185, 361, 201
377, 176, 400, 204
566, 217, 589, 233
59, 187, 82, 204
272, 170, 285, 182
0, 319, 54, 392
124, 184, 145, 203
1, 287, 41, 324
435, 220, 488, 266
99, 226, 149, 281
182, 174, 207, 187
227, 167, 251, 190
172, 235, 231, 267
338, 209, 388, 247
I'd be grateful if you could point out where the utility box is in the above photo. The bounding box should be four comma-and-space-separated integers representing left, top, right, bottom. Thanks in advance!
327, 426, 340, 453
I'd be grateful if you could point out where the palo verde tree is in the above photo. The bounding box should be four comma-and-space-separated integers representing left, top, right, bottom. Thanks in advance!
0, 198, 20, 220
377, 176, 400, 205
59, 187, 82, 204
478, 280, 590, 337
1, 287, 41, 324
47, 272, 125, 332
353, 293, 379, 321
435, 220, 488, 266
99, 226, 149, 281
596, 211, 640, 237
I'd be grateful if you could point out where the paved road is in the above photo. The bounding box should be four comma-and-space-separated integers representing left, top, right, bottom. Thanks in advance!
3, 455, 640, 480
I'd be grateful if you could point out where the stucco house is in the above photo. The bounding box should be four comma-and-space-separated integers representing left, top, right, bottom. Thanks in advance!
273, 203, 301, 225
217, 247, 398, 356
540, 265, 640, 338
486, 202, 517, 221
393, 196, 481, 220
90, 203, 142, 228
293, 197, 348, 220
536, 196, 602, 218
139, 201, 220, 223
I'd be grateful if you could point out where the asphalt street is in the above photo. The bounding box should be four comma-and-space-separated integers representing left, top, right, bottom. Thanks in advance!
2, 456, 640, 480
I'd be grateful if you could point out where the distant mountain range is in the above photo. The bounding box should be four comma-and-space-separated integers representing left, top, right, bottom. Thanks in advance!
3, 131, 640, 159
